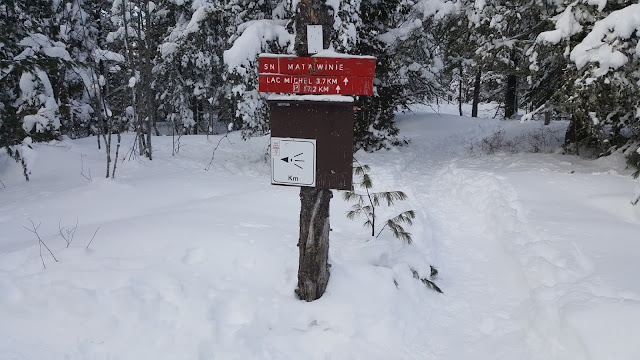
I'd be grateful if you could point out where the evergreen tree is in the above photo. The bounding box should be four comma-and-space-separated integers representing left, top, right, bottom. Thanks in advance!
223, 0, 289, 138
528, 1, 640, 155
334, 0, 455, 150
155, 2, 232, 138
454, 0, 556, 118
1, 0, 73, 178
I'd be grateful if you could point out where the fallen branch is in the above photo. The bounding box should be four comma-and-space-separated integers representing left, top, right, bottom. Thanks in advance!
23, 219, 58, 268
80, 154, 92, 181
58, 218, 78, 248
86, 227, 100, 249
204, 132, 233, 171
125, 135, 141, 161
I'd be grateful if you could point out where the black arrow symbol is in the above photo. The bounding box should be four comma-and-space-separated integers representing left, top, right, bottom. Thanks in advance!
282, 155, 304, 168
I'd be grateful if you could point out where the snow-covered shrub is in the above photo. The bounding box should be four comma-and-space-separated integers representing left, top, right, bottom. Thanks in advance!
465, 129, 521, 156
466, 126, 566, 156
526, 126, 564, 153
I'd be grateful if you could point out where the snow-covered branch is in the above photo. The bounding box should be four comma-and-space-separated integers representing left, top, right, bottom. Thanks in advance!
570, 4, 640, 76
223, 20, 293, 72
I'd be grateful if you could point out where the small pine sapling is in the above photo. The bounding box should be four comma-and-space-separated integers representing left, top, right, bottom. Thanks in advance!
343, 160, 416, 243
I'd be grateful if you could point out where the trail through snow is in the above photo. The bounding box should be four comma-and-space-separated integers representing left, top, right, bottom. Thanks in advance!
352, 110, 640, 359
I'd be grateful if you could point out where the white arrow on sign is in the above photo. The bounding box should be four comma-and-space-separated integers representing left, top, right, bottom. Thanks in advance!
336, 85, 341, 93
343, 78, 349, 85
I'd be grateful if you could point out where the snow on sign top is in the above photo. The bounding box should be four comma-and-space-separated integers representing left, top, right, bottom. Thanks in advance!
260, 50, 376, 59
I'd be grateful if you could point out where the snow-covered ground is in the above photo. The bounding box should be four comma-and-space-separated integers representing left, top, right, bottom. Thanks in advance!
1, 107, 639, 359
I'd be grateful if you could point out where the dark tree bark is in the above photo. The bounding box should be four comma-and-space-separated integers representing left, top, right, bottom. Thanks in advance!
294, 0, 334, 57
544, 111, 551, 125
472, 68, 481, 118
293, 0, 333, 302
505, 73, 517, 118
296, 187, 332, 300
505, 49, 518, 119
458, 66, 463, 116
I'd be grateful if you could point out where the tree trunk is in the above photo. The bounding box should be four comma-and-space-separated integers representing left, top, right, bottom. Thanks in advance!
294, 0, 334, 57
544, 111, 551, 125
505, 74, 517, 119
505, 49, 518, 119
296, 187, 332, 301
472, 67, 481, 118
112, 132, 121, 178
144, 0, 153, 160
458, 65, 463, 116
120, 0, 143, 157
293, 0, 334, 302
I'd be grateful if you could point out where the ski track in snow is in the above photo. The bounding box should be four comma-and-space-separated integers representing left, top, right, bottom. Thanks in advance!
354, 112, 640, 359
1, 110, 640, 359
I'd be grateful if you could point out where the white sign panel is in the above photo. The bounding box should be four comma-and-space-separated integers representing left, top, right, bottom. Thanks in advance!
271, 137, 316, 187
307, 25, 323, 54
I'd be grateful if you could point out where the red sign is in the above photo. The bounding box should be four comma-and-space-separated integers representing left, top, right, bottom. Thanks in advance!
259, 74, 373, 95
259, 56, 375, 77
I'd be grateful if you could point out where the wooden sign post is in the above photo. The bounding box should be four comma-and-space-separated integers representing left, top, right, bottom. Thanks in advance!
260, 0, 375, 301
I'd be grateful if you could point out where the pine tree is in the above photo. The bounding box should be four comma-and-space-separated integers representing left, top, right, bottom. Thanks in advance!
223, 0, 289, 138
336, 0, 454, 150
1, 0, 73, 179
1, 0, 67, 141
343, 161, 416, 243
527, 1, 640, 155
155, 2, 232, 139
454, 0, 557, 119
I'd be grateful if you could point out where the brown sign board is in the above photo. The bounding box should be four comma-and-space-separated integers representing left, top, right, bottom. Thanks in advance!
269, 100, 354, 190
